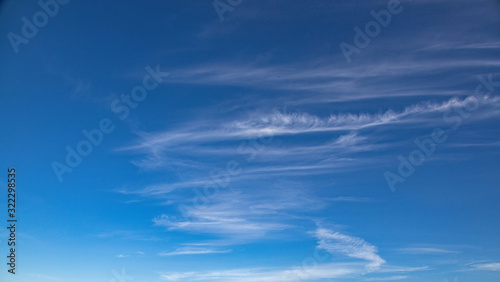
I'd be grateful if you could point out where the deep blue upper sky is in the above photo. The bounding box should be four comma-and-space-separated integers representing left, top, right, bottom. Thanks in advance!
1, 0, 500, 281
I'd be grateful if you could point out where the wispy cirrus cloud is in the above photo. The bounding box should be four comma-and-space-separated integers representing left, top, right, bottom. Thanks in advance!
92, 230, 161, 241
159, 227, 426, 281
159, 57, 500, 104
315, 228, 386, 271
365, 275, 408, 281
151, 194, 294, 240
160, 263, 359, 281
123, 95, 499, 150
160, 263, 424, 282
398, 247, 459, 255
159, 247, 232, 256
471, 262, 500, 271
149, 181, 375, 249
118, 94, 500, 174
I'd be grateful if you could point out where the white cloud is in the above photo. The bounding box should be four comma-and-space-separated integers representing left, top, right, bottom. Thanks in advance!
120, 95, 499, 173
161, 272, 196, 281
398, 247, 459, 255
161, 57, 500, 102
152, 211, 291, 238
365, 275, 408, 281
159, 247, 232, 256
123, 95, 498, 150
160, 263, 363, 281
93, 230, 160, 241
315, 228, 386, 271
472, 263, 500, 271
158, 228, 427, 281
375, 266, 429, 273
151, 189, 298, 241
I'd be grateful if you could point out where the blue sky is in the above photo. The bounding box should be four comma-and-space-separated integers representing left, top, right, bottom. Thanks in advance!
1, 0, 500, 281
